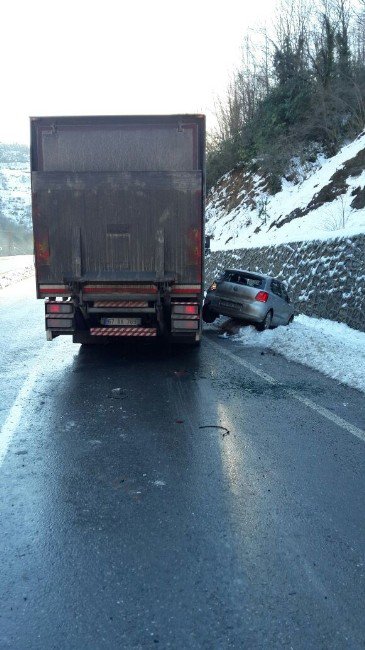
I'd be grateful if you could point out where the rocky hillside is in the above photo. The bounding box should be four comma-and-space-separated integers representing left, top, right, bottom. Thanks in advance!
206, 132, 365, 251
0, 144, 31, 255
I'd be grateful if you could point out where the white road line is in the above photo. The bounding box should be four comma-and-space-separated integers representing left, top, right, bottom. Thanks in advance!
0, 345, 48, 466
207, 338, 365, 444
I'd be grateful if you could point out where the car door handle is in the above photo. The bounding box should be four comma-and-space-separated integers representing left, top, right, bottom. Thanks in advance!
233, 287, 238, 291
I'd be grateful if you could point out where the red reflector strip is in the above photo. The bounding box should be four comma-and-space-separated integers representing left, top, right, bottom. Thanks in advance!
90, 327, 157, 337
40, 285, 70, 295
171, 287, 201, 295
173, 285, 201, 290
84, 285, 157, 294
93, 301, 148, 308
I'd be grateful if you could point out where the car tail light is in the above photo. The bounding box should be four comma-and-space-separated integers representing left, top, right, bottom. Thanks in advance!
209, 282, 217, 291
46, 302, 73, 314
255, 291, 269, 303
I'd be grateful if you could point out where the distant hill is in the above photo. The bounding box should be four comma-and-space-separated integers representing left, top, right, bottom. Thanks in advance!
206, 132, 365, 251
0, 143, 32, 256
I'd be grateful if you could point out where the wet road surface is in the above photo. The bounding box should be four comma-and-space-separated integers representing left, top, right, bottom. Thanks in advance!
1, 279, 365, 649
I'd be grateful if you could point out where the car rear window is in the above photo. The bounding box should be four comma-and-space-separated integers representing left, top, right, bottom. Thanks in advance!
222, 271, 264, 288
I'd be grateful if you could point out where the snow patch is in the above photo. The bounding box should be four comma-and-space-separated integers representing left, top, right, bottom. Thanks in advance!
207, 133, 365, 250
0, 255, 34, 289
231, 315, 365, 393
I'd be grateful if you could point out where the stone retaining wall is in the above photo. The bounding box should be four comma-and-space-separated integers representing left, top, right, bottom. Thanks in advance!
205, 234, 365, 332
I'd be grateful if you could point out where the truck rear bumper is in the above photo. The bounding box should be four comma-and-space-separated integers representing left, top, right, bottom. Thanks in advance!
89, 327, 157, 337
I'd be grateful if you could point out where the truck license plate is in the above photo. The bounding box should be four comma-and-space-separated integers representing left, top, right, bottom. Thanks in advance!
101, 317, 141, 326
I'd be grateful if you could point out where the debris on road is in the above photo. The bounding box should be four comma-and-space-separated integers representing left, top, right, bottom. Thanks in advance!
173, 370, 189, 378
199, 425, 230, 437
110, 388, 128, 399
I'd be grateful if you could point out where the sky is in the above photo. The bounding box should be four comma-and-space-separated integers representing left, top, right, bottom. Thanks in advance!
1, 0, 275, 144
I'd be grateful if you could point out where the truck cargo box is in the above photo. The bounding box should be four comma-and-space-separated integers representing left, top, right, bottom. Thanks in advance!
31, 115, 205, 290
30, 115, 205, 343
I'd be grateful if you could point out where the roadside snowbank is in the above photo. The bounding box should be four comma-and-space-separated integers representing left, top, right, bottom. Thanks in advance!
0, 255, 34, 289
227, 315, 365, 393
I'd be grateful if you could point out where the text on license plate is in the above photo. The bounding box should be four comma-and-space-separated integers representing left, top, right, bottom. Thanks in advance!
220, 300, 240, 309
101, 317, 142, 326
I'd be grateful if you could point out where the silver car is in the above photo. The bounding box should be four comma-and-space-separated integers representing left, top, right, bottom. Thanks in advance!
203, 269, 294, 330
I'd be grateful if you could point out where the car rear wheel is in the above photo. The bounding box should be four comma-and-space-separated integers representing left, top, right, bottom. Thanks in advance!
257, 310, 272, 331
202, 305, 218, 323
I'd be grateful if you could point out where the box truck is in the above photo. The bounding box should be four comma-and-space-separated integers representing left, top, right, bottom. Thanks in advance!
30, 115, 205, 344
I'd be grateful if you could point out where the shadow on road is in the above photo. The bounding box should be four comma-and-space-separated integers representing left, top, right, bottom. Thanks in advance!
75, 338, 201, 367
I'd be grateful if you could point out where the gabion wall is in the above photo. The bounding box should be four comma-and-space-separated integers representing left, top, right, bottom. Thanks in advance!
205, 234, 365, 332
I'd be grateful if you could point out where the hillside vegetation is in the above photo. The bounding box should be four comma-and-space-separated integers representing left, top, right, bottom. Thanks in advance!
207, 0, 365, 193
0, 143, 32, 256
206, 130, 365, 249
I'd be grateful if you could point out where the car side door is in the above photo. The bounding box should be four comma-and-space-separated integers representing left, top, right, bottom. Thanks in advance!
278, 283, 293, 323
270, 280, 285, 325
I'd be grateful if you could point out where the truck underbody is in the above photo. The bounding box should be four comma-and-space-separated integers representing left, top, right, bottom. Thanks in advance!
43, 280, 202, 344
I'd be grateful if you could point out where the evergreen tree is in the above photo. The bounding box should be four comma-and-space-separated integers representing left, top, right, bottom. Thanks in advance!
207, 0, 365, 190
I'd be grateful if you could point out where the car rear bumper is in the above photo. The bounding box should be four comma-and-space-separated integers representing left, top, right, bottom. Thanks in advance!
205, 295, 267, 323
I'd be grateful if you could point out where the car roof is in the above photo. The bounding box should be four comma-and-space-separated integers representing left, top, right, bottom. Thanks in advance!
223, 269, 277, 282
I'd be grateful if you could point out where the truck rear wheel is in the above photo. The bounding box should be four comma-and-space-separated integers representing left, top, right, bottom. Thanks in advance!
73, 332, 104, 345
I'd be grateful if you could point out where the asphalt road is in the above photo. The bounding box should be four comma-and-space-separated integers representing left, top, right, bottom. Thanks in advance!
1, 278, 365, 649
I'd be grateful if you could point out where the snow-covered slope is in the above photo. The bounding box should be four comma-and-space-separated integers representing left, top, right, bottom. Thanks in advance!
206, 133, 365, 251
0, 144, 31, 229
214, 315, 365, 393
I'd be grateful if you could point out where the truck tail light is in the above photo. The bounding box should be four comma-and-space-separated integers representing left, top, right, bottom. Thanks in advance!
209, 282, 217, 291
172, 303, 198, 315
255, 291, 269, 303
184, 305, 198, 315
46, 318, 73, 328
46, 302, 73, 314
172, 320, 199, 330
